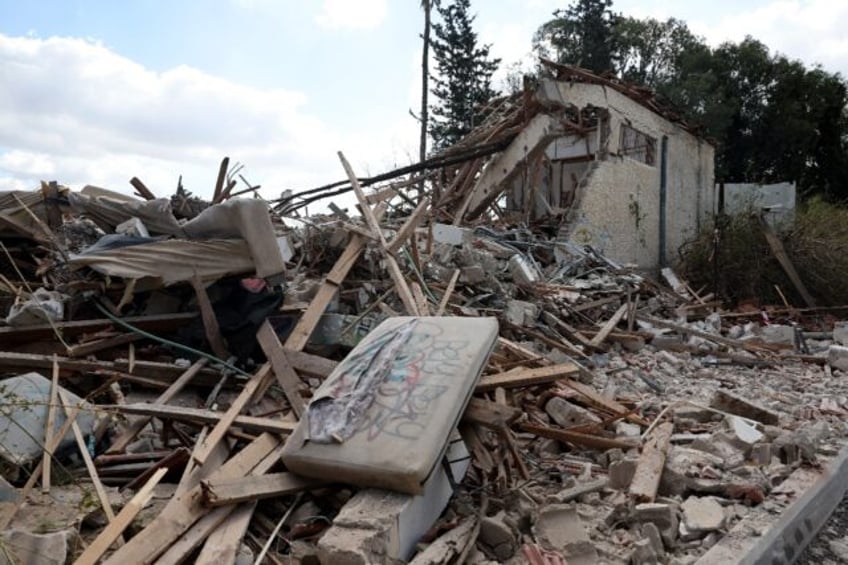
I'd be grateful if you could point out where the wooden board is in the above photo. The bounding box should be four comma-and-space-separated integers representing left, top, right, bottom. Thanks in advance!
521, 422, 639, 450
629, 422, 673, 503
192, 365, 273, 465
103, 433, 281, 564
107, 403, 296, 435
74, 467, 168, 565
202, 472, 325, 506
106, 359, 209, 454
257, 320, 306, 418
476, 363, 580, 392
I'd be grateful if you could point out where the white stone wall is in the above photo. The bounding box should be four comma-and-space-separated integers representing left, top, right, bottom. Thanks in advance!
542, 80, 715, 269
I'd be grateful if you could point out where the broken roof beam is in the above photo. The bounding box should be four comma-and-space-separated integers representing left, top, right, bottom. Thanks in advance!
459, 112, 569, 222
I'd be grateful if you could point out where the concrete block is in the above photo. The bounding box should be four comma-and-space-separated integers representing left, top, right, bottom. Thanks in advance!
690, 433, 746, 468
710, 390, 780, 426
545, 397, 601, 428
750, 443, 772, 466
759, 324, 796, 346
504, 300, 538, 327
833, 321, 848, 346
828, 345, 848, 372
616, 422, 641, 437
317, 436, 470, 563
608, 458, 638, 490
479, 513, 516, 561
0, 528, 75, 565
459, 265, 486, 284
508, 254, 542, 286
680, 496, 725, 535
631, 537, 661, 564
533, 504, 599, 565
725, 416, 764, 448
660, 447, 726, 497
431, 223, 471, 246
632, 503, 679, 547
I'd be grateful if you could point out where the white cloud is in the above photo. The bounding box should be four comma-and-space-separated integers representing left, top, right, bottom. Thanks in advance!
0, 32, 410, 203
691, 0, 848, 75
315, 0, 388, 31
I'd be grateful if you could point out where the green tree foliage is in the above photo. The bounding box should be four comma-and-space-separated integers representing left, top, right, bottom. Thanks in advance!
533, 0, 618, 74
533, 2, 848, 198
429, 0, 500, 149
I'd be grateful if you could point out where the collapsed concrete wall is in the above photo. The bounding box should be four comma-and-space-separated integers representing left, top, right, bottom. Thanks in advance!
510, 79, 715, 270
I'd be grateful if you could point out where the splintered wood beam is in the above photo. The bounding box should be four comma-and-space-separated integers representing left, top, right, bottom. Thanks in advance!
103, 434, 281, 564
194, 502, 257, 565
284, 203, 387, 351
66, 333, 142, 358
58, 389, 122, 546
257, 320, 306, 418
476, 362, 581, 392
590, 302, 628, 347
560, 378, 649, 427
338, 151, 419, 315
212, 156, 229, 204
436, 269, 460, 316
192, 365, 273, 465
74, 467, 168, 565
386, 197, 430, 253
520, 422, 639, 450
462, 397, 521, 430
759, 214, 816, 308
202, 472, 326, 507
106, 359, 209, 454
108, 403, 296, 435
129, 177, 156, 200
41, 355, 59, 493
190, 277, 229, 360
629, 422, 673, 503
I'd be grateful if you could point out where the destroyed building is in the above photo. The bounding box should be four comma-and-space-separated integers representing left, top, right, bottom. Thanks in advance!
0, 66, 846, 565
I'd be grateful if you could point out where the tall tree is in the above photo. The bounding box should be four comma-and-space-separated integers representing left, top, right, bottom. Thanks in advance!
533, 0, 618, 73
429, 0, 500, 149
419, 0, 436, 167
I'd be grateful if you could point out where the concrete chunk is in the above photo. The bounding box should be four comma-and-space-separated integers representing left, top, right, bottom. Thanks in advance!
0, 528, 75, 565
680, 496, 725, 535
533, 505, 599, 564
828, 345, 848, 372
479, 513, 516, 561
545, 397, 601, 428
710, 390, 779, 426
833, 321, 848, 346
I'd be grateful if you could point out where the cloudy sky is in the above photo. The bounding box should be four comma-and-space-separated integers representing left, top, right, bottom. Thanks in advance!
0, 0, 845, 203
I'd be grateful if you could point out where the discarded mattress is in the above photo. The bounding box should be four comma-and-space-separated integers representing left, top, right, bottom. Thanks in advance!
282, 316, 498, 494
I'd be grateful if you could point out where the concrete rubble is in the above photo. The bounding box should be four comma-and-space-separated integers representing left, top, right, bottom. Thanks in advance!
1, 70, 848, 564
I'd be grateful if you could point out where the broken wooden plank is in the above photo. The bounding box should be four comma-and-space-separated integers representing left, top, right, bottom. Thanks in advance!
123, 447, 189, 491
759, 214, 816, 308
461, 397, 521, 430
284, 203, 387, 351
103, 433, 281, 564
0, 312, 197, 346
194, 502, 257, 565
74, 467, 168, 565
202, 472, 325, 507
192, 364, 273, 465
436, 268, 460, 316
257, 320, 306, 418
41, 355, 59, 493
521, 422, 639, 450
66, 333, 142, 358
629, 422, 673, 503
411, 282, 431, 316
106, 359, 209, 454
129, 176, 156, 200
590, 302, 628, 347
561, 379, 648, 427
108, 403, 296, 435
338, 151, 419, 315
476, 362, 581, 393
58, 389, 122, 546
191, 276, 229, 360
386, 197, 430, 253
149, 441, 285, 565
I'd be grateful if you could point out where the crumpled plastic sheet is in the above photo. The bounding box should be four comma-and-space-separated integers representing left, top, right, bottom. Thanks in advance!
307, 319, 418, 443
5, 288, 66, 327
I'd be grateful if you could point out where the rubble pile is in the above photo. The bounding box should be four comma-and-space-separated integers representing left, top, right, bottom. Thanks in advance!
2, 154, 848, 564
